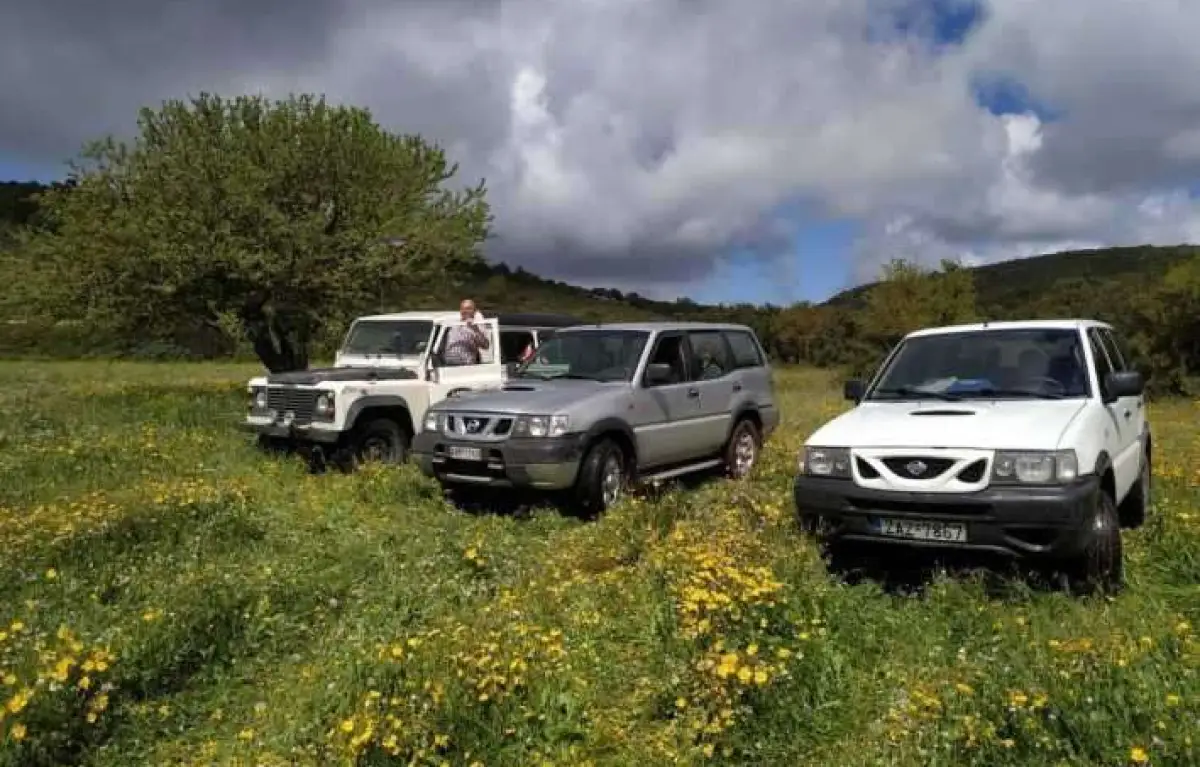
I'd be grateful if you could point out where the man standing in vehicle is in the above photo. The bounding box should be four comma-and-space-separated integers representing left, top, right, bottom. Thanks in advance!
443, 298, 490, 365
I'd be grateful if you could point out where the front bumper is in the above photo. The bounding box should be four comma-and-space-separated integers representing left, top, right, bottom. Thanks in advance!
793, 474, 1101, 558
411, 430, 587, 490
241, 417, 342, 445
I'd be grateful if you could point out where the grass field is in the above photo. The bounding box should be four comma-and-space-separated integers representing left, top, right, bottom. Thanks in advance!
0, 361, 1197, 767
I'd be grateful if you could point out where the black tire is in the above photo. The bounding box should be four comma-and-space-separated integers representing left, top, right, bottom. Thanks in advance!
347, 418, 410, 468
573, 438, 626, 516
1119, 447, 1151, 529
1061, 490, 1124, 595
723, 418, 761, 479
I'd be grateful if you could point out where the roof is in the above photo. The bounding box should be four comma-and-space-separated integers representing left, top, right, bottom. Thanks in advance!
553, 321, 757, 333
905, 319, 1112, 339
492, 312, 585, 328
354, 311, 462, 322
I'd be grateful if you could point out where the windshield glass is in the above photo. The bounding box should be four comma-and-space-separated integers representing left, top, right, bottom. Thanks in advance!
515, 329, 649, 382
341, 320, 434, 356
867, 327, 1091, 400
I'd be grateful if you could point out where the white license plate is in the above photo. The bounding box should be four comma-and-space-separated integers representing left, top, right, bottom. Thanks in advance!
871, 517, 967, 543
447, 445, 483, 462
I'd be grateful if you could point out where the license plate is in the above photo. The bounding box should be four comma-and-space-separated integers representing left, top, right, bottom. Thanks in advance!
871, 517, 967, 543
447, 445, 483, 462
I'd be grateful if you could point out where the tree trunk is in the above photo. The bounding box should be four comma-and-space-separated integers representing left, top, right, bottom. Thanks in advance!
239, 295, 309, 373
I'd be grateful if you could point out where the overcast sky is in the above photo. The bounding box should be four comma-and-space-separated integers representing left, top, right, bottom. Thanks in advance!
2, 0, 1199, 303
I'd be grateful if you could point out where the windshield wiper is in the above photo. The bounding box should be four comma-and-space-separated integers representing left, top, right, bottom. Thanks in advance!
871, 386, 963, 402
976, 387, 1067, 400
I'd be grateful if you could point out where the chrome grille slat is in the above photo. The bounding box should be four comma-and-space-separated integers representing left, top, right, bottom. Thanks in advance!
266, 387, 318, 425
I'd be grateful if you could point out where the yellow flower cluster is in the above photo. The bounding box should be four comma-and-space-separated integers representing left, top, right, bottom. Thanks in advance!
328, 622, 569, 763
0, 621, 116, 744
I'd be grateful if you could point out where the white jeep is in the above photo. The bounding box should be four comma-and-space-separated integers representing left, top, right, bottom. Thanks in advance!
241, 311, 582, 470
793, 319, 1151, 593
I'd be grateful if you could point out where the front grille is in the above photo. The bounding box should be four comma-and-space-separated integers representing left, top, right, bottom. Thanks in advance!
855, 457, 880, 479
444, 414, 513, 439
881, 456, 955, 480
956, 459, 987, 483
266, 387, 318, 425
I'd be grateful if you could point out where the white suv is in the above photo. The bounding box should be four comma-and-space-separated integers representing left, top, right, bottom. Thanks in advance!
241, 311, 581, 470
793, 319, 1151, 593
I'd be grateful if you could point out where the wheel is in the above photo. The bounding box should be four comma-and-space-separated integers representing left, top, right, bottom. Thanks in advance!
573, 438, 627, 516
347, 418, 410, 469
1061, 490, 1124, 595
1119, 447, 1151, 529
724, 418, 761, 479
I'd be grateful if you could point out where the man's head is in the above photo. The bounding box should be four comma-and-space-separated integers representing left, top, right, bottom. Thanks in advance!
459, 299, 476, 320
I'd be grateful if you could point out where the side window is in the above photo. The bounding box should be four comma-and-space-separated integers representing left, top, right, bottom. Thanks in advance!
499, 330, 535, 364
645, 333, 689, 387
688, 330, 733, 380
1098, 329, 1128, 372
724, 330, 764, 369
1087, 329, 1114, 389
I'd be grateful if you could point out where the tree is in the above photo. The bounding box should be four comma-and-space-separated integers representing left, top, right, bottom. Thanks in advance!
845, 258, 978, 378
20, 92, 491, 371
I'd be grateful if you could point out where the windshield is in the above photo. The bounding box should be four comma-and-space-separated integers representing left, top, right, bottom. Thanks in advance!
515, 329, 649, 382
341, 320, 434, 357
867, 327, 1091, 401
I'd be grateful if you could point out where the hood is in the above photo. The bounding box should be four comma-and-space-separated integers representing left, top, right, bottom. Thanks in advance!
265, 366, 419, 386
808, 399, 1088, 451
438, 378, 621, 414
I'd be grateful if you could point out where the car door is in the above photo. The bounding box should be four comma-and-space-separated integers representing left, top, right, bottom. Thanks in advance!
685, 329, 738, 454
630, 331, 704, 468
1085, 328, 1133, 499
429, 319, 503, 401
1095, 327, 1143, 499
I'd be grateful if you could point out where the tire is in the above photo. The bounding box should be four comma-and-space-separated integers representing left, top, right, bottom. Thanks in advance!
573, 438, 626, 516
347, 418, 410, 468
724, 418, 762, 480
1061, 490, 1124, 595
1119, 447, 1151, 529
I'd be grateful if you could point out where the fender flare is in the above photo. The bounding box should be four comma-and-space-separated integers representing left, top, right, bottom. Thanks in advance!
344, 395, 412, 432
724, 404, 761, 442
583, 417, 638, 464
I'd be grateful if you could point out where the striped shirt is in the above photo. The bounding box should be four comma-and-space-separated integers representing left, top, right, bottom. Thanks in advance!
443, 324, 485, 365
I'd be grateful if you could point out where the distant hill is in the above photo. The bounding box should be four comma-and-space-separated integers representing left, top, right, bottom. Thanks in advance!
823, 244, 1199, 315
3, 177, 1196, 324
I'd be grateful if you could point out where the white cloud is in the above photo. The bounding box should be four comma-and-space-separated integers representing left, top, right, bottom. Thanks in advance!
3, 0, 1200, 296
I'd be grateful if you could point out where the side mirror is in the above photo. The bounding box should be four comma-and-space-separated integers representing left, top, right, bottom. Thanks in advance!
843, 379, 866, 402
644, 363, 674, 386
1103, 370, 1144, 401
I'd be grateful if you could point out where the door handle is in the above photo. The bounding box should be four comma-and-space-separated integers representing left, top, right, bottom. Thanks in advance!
732, 382, 743, 392
687, 387, 700, 398
1123, 409, 1131, 419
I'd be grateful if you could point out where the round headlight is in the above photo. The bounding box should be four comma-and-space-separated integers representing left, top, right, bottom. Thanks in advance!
315, 393, 335, 414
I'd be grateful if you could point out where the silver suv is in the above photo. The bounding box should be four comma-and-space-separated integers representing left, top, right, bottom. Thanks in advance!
411, 322, 780, 513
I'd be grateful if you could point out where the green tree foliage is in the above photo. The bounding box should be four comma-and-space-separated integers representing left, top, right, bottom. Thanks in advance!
16, 93, 490, 371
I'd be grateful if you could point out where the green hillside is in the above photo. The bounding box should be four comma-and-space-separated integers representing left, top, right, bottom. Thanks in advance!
824, 244, 1199, 315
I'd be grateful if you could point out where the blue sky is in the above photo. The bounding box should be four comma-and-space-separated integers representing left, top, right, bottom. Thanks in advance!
0, 0, 1053, 307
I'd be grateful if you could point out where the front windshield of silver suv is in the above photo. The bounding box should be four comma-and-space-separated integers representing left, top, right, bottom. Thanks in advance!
867, 327, 1091, 401
341, 320, 434, 357
515, 329, 650, 382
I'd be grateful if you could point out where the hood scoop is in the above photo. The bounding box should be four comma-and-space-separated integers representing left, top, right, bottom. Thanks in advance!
910, 409, 977, 416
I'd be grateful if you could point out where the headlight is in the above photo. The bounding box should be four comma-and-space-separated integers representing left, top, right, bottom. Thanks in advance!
514, 414, 570, 438
250, 387, 268, 413
991, 450, 1078, 484
313, 391, 336, 421
799, 446, 852, 479
423, 411, 442, 432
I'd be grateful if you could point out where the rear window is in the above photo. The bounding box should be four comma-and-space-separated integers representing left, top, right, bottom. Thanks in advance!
724, 330, 764, 369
